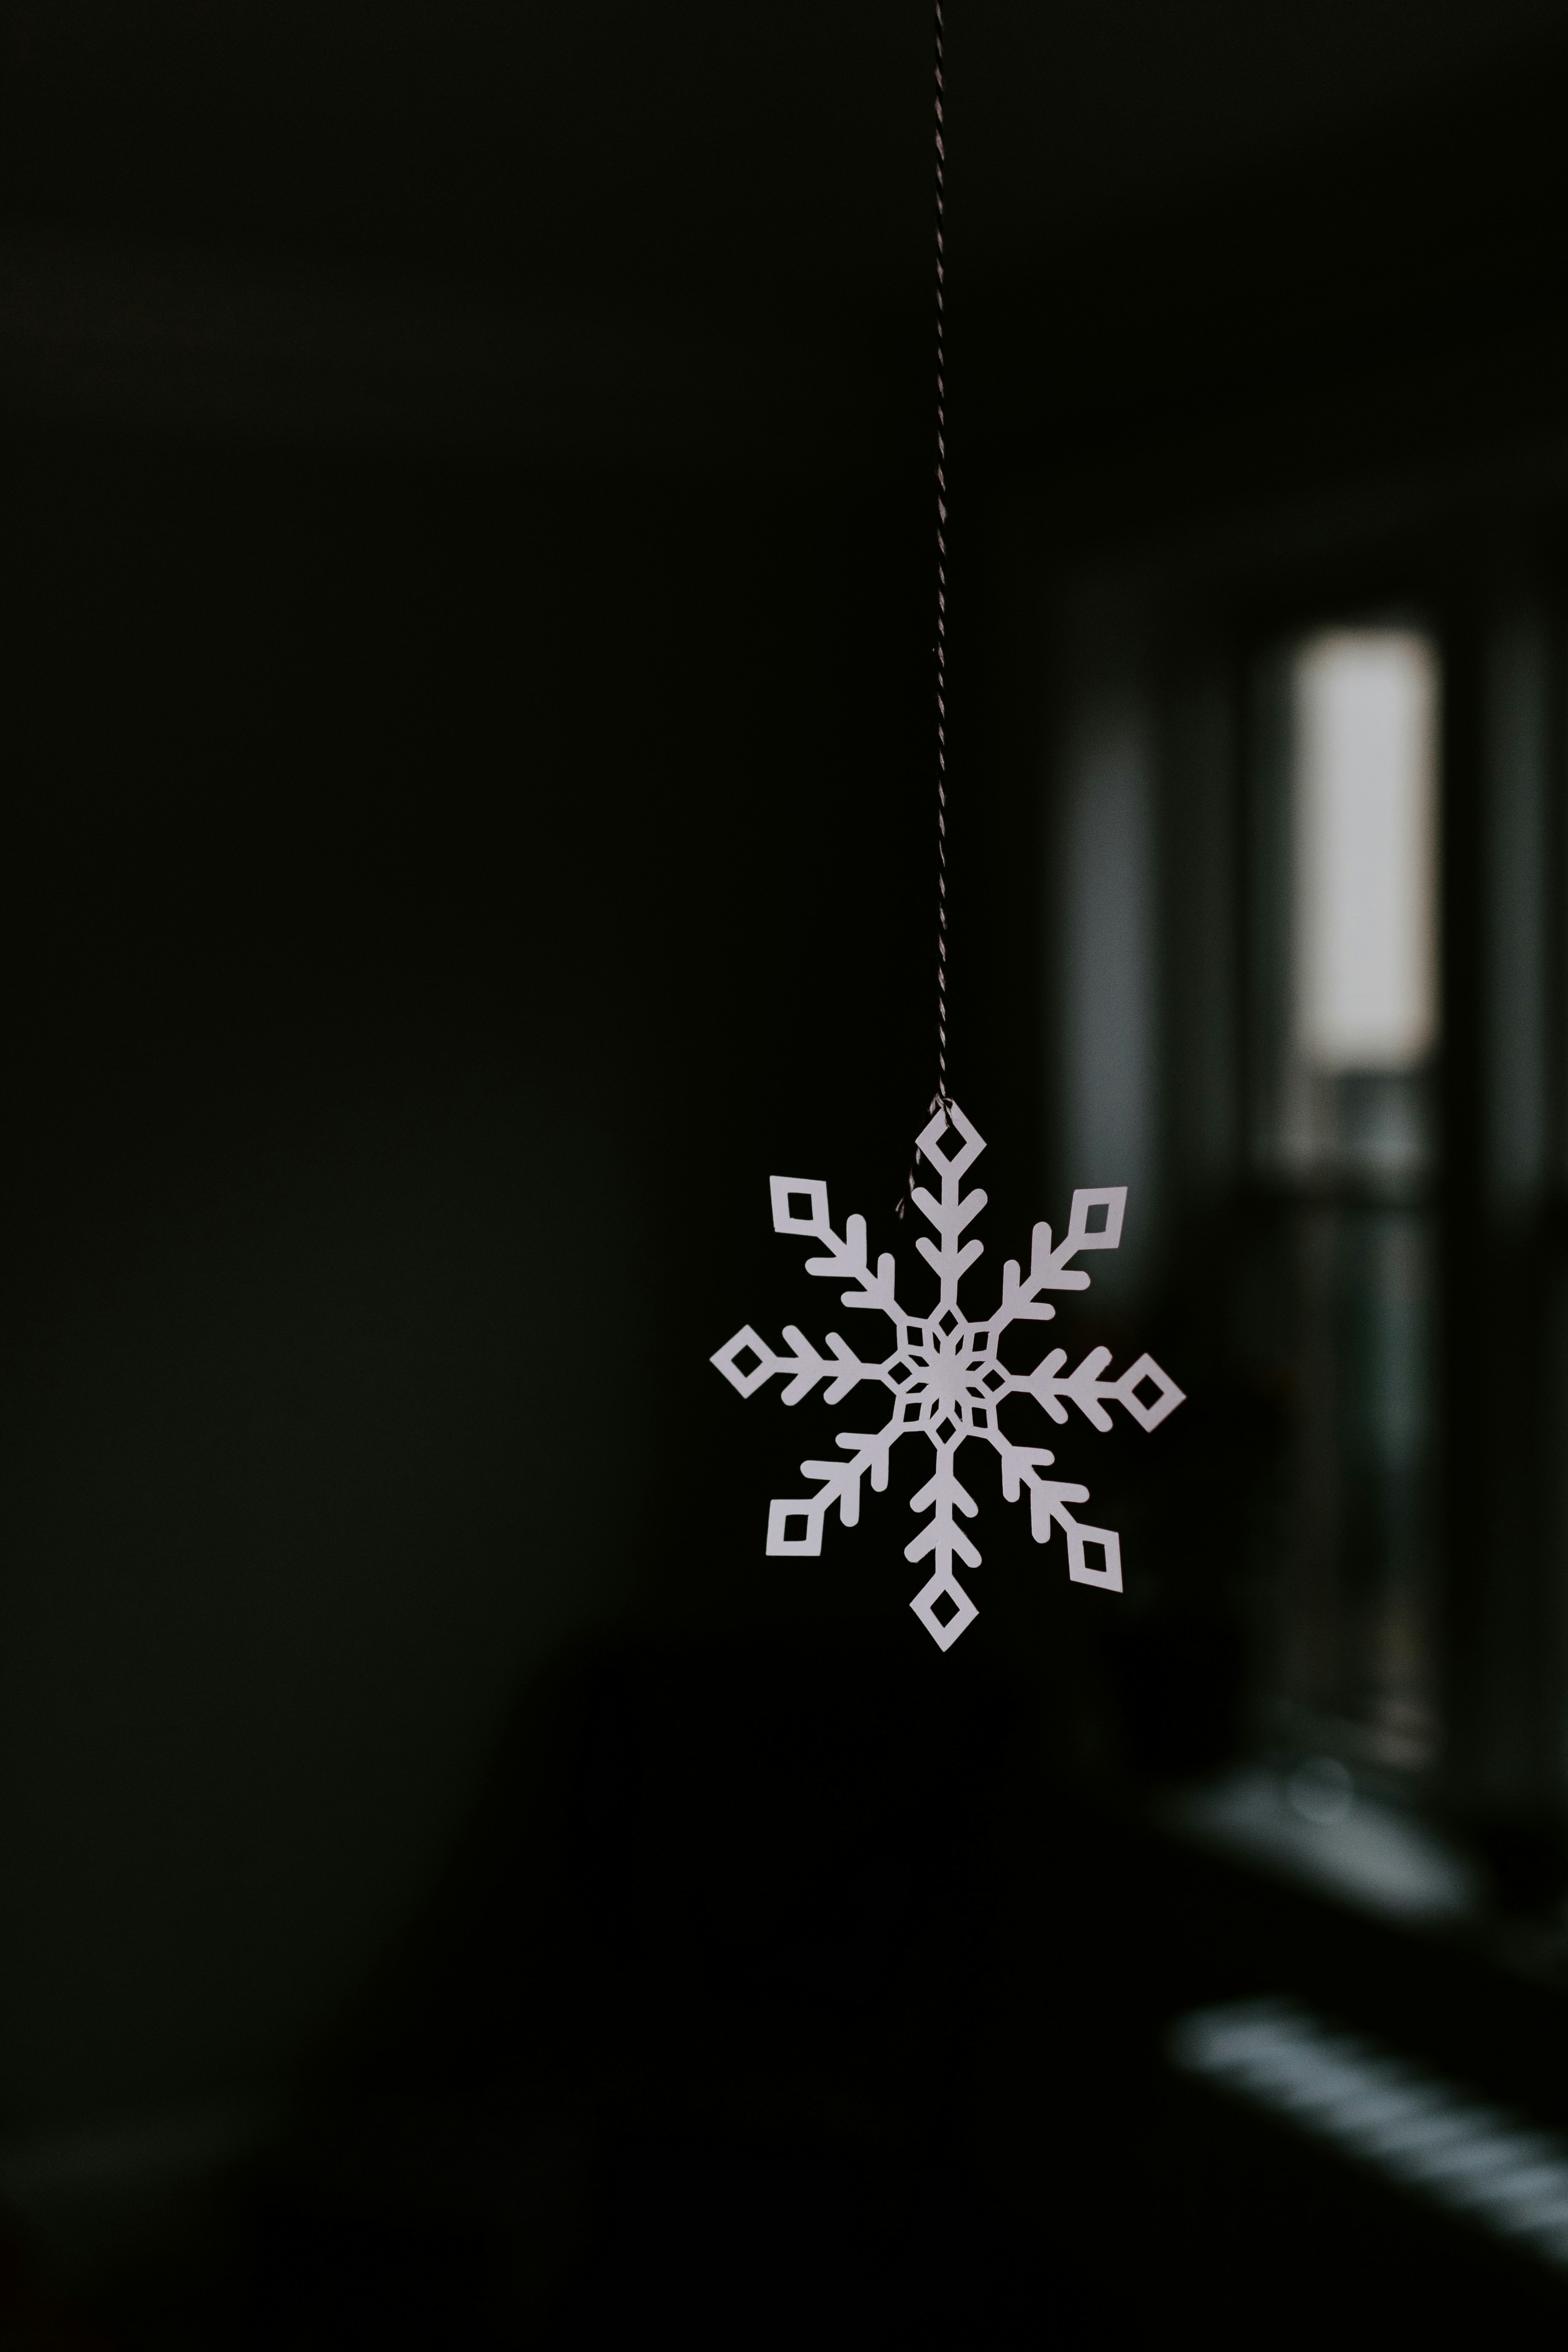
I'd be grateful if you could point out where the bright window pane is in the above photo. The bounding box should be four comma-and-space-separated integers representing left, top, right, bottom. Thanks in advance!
1292, 629, 1439, 1074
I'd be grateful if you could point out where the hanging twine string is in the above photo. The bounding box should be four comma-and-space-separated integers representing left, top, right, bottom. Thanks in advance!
934, 0, 950, 1123
898, 0, 954, 1220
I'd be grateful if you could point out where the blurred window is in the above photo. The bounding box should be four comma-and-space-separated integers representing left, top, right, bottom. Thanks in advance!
1249, 623, 1442, 1777
1293, 629, 1438, 1081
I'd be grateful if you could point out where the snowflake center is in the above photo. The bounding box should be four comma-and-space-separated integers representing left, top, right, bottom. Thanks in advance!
903, 1319, 991, 1423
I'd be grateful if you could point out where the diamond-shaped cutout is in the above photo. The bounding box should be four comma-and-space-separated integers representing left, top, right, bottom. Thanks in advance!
1064, 1186, 1126, 1255
765, 1498, 822, 1556
914, 1100, 984, 1181
1065, 1522, 1122, 1591
935, 1416, 956, 1445
936, 1308, 959, 1337
1114, 1352, 1186, 1431
910, 1569, 978, 1650
710, 1326, 776, 1398
769, 1175, 831, 1235
983, 1368, 1005, 1392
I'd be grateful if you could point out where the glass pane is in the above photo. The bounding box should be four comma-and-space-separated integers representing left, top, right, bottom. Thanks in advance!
1271, 628, 1440, 1177
1248, 624, 1442, 1777
1294, 628, 1438, 1079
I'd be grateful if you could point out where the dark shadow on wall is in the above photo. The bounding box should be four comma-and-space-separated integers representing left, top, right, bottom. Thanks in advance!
0, 413, 971, 2333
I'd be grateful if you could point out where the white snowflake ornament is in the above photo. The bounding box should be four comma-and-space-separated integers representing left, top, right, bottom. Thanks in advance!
711, 1100, 1184, 1649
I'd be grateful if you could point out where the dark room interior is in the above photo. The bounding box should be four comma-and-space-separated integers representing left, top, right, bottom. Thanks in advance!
7, 3, 1568, 2344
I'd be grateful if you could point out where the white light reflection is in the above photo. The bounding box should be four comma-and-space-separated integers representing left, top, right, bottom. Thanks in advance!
1293, 630, 1438, 1075
1170, 1998, 1568, 2265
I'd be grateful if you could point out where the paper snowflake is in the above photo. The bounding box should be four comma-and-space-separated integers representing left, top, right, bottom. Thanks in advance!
711, 1099, 1184, 1649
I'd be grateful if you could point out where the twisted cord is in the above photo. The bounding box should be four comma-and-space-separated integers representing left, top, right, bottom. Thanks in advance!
898, 0, 953, 1219
934, 0, 949, 1123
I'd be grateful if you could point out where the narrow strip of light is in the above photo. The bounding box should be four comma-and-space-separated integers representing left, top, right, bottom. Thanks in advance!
1169, 1997, 1568, 2266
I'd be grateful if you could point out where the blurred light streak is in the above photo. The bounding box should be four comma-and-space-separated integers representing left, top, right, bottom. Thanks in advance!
1170, 1997, 1568, 2267
1164, 1764, 1478, 1923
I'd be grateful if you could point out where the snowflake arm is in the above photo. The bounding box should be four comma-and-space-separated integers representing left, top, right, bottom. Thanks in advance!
1007, 1344, 1186, 1433
710, 1323, 892, 1409
768, 1179, 901, 1319
764, 1418, 918, 1557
